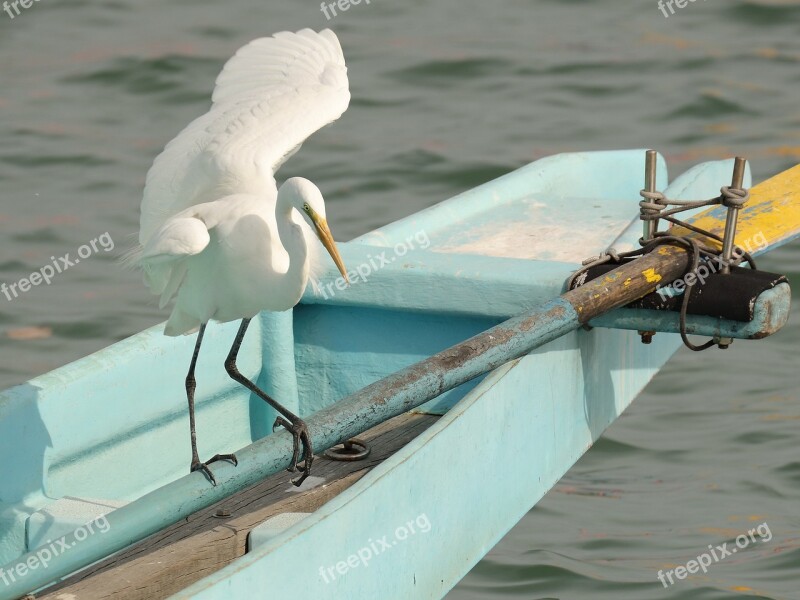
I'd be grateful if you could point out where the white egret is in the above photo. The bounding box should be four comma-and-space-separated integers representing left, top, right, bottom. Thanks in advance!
133, 29, 351, 486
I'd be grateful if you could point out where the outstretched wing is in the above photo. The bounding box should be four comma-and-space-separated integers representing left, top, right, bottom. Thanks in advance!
139, 29, 350, 244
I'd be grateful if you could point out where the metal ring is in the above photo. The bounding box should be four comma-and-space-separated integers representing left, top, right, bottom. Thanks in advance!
324, 438, 370, 461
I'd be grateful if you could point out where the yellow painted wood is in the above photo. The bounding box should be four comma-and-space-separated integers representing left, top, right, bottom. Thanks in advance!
673, 163, 800, 250
575, 164, 800, 314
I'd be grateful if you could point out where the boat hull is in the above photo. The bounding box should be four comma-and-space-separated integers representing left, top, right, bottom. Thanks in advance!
176, 326, 678, 599
0, 150, 754, 599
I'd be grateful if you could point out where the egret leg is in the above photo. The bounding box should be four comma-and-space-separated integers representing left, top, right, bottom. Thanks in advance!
225, 318, 313, 486
187, 323, 238, 486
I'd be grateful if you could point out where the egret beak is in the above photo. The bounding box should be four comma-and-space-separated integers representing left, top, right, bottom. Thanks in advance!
312, 216, 349, 283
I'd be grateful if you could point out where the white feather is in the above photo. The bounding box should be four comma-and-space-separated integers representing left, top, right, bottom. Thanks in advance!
139, 29, 348, 244
134, 29, 351, 334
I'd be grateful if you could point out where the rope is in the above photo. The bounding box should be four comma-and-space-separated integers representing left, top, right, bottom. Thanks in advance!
569, 185, 756, 351
721, 185, 749, 208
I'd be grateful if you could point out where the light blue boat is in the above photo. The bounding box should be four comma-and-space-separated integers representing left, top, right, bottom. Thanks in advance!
0, 149, 790, 599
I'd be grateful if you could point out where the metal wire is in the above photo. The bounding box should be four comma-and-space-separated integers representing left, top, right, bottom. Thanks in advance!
568, 186, 755, 351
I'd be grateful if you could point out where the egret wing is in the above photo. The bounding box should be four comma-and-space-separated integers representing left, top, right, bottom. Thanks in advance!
139, 29, 350, 243
139, 216, 211, 308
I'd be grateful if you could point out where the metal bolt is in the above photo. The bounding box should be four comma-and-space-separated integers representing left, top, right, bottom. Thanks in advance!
720, 157, 746, 274
716, 336, 733, 349
638, 330, 655, 344
213, 508, 231, 518
643, 150, 658, 242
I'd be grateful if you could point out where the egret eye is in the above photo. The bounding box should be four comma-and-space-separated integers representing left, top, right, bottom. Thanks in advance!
303, 203, 311, 213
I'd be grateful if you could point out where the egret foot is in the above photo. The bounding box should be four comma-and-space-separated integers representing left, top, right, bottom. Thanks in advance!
191, 453, 238, 486
273, 415, 313, 486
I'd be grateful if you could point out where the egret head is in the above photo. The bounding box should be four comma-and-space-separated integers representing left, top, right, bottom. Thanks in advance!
280, 177, 349, 282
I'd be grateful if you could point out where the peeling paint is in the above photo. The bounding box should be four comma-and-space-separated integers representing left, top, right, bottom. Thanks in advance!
672, 163, 800, 249
642, 268, 662, 283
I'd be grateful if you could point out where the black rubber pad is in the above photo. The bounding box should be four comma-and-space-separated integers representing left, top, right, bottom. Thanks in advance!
571, 259, 788, 322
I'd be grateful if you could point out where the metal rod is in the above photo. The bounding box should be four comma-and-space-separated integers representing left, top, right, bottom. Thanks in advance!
720, 157, 746, 274
643, 149, 658, 242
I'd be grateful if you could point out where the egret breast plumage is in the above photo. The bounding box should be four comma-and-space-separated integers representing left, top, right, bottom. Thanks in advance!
133, 29, 351, 486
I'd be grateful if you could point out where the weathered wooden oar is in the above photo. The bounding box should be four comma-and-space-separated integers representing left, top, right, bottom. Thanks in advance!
2, 163, 799, 600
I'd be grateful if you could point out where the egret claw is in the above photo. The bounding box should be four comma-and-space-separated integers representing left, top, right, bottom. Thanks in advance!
273, 415, 314, 486
190, 453, 238, 487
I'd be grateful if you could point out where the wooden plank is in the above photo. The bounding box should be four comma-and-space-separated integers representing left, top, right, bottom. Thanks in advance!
672, 162, 800, 249
37, 413, 437, 600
